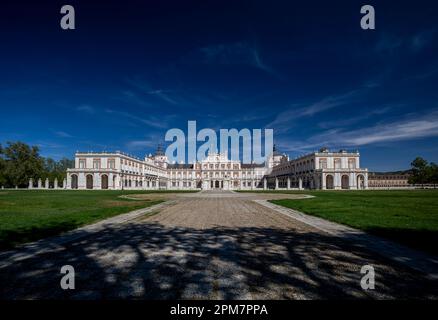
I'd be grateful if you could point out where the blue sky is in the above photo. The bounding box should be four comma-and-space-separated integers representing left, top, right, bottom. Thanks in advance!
1, 0, 438, 171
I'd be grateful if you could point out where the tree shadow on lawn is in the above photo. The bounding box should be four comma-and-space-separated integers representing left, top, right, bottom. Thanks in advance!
0, 222, 437, 300
0, 221, 81, 251
365, 228, 438, 256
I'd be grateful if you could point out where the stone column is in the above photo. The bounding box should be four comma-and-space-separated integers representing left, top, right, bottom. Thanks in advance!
263, 177, 267, 190
45, 178, 49, 189
63, 178, 67, 189
275, 177, 279, 189
321, 174, 326, 190
251, 179, 254, 190
54, 178, 59, 189
94, 173, 99, 190
287, 177, 291, 190
364, 173, 369, 190
334, 173, 341, 190
28, 178, 33, 189
66, 174, 71, 190
299, 178, 303, 190
38, 178, 42, 189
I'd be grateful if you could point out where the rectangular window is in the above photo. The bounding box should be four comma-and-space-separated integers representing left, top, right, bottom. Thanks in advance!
93, 159, 101, 169
79, 159, 86, 169
108, 159, 115, 169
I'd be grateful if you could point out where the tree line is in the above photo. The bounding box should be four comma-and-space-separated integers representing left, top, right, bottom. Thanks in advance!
0, 141, 74, 188
409, 157, 438, 185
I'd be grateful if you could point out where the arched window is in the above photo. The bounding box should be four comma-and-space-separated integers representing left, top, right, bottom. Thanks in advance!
71, 174, 78, 189
341, 175, 349, 189
101, 174, 108, 189
86, 174, 93, 189
326, 175, 334, 189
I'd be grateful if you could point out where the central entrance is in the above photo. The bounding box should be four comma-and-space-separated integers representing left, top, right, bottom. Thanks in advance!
210, 180, 224, 189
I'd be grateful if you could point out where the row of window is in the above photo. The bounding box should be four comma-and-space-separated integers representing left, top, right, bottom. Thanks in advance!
78, 158, 164, 174
274, 157, 358, 174
123, 180, 158, 188
79, 159, 116, 169
369, 176, 409, 180
197, 163, 240, 170
369, 181, 409, 186
320, 158, 357, 169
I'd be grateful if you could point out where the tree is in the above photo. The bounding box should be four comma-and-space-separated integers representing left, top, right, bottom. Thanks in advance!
430, 162, 438, 186
2, 141, 45, 188
0, 144, 5, 187
409, 157, 429, 185
43, 157, 74, 184
0, 141, 74, 188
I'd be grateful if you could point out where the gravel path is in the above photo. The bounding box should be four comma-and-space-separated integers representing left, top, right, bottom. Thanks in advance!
0, 190, 437, 299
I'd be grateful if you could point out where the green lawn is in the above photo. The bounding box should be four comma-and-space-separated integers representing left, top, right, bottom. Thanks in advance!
0, 190, 191, 250
263, 190, 438, 255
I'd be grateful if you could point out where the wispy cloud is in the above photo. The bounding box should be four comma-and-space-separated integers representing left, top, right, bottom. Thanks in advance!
334, 112, 438, 146
76, 105, 95, 114
199, 41, 278, 76
317, 106, 394, 129
408, 65, 438, 81
34, 141, 65, 149
54, 131, 73, 138
105, 109, 170, 129
126, 140, 158, 149
125, 79, 178, 105
411, 29, 436, 52
126, 133, 164, 150
285, 111, 438, 151
375, 34, 403, 54
251, 47, 276, 75
375, 30, 436, 54
266, 88, 364, 132
116, 90, 154, 108
147, 89, 178, 105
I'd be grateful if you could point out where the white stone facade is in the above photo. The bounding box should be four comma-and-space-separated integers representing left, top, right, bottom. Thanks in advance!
66, 147, 368, 190
268, 148, 368, 190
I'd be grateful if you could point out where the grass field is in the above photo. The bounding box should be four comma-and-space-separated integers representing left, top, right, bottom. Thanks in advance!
0, 190, 193, 250
260, 190, 438, 255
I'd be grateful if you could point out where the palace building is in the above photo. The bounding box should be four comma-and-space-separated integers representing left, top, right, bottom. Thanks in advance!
66, 146, 368, 190
368, 172, 411, 189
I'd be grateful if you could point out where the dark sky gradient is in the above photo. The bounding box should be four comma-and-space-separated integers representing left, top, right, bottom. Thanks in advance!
1, 0, 437, 170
